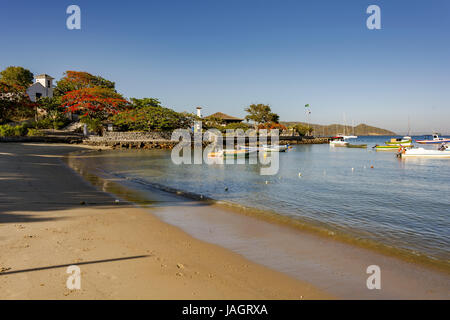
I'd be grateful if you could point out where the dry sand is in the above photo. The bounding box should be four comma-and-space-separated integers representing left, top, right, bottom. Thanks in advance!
0, 143, 329, 299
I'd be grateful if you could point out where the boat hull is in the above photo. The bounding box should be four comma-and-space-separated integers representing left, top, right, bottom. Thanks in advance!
347, 144, 367, 148
401, 148, 450, 158
330, 141, 348, 147
415, 139, 450, 144
385, 140, 412, 145
262, 145, 288, 152
375, 144, 413, 151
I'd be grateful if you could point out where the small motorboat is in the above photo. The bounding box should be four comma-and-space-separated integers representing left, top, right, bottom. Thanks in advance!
262, 144, 288, 152
238, 145, 264, 152
399, 144, 450, 158
208, 148, 257, 158
374, 143, 413, 151
329, 136, 349, 147
385, 136, 412, 145
415, 133, 450, 144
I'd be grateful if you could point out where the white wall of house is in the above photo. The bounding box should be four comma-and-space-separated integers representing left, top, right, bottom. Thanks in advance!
26, 82, 53, 102
26, 75, 54, 102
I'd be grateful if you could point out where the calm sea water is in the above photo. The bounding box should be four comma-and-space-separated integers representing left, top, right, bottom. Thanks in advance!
79, 136, 450, 262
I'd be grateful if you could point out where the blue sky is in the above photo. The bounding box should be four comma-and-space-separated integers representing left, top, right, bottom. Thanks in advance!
0, 0, 449, 133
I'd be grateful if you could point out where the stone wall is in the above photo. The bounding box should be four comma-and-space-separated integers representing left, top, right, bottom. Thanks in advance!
83, 131, 330, 149
87, 131, 172, 142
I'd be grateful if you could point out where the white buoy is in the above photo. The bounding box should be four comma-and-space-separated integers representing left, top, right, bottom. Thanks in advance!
298, 172, 302, 177
265, 181, 269, 184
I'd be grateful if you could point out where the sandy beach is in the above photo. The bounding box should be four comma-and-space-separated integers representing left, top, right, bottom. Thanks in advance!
0, 143, 329, 299
1, 143, 449, 300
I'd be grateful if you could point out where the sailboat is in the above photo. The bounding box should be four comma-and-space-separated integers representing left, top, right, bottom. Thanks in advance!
341, 115, 357, 139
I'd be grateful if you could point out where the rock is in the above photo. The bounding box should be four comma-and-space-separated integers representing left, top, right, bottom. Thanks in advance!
177, 263, 185, 269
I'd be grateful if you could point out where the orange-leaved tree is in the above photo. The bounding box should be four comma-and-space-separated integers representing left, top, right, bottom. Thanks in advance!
55, 71, 116, 96
257, 122, 287, 131
60, 87, 129, 120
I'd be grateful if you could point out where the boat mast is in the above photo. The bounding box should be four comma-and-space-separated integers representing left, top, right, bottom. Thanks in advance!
407, 116, 411, 136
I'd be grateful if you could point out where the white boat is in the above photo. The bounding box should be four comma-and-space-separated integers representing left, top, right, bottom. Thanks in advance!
399, 145, 450, 158
415, 133, 450, 145
238, 145, 264, 152
330, 136, 349, 147
262, 144, 288, 152
343, 135, 358, 139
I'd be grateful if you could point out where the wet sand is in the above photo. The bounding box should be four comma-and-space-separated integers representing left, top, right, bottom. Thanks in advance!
0, 143, 328, 299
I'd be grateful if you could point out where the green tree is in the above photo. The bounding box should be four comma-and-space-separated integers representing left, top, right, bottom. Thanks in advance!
112, 98, 194, 132
130, 97, 162, 108
0, 66, 34, 88
244, 104, 279, 126
292, 123, 313, 136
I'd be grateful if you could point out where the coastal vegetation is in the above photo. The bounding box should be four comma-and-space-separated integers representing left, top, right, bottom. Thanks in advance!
0, 65, 395, 137
112, 98, 195, 132
0, 66, 34, 88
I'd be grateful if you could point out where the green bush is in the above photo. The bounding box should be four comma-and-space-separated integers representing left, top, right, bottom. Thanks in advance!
27, 128, 42, 136
34, 118, 53, 129
0, 124, 29, 137
34, 116, 70, 130
81, 117, 103, 135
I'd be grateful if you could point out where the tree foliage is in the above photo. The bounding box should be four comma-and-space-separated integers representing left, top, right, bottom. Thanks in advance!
54, 71, 116, 96
60, 87, 129, 120
112, 98, 194, 132
244, 104, 279, 125
0, 66, 34, 88
257, 122, 287, 131
291, 123, 313, 136
0, 81, 35, 123
35, 96, 70, 129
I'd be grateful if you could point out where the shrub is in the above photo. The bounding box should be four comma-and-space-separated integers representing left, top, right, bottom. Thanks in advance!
27, 128, 42, 136
34, 115, 70, 130
81, 117, 103, 135
0, 124, 29, 137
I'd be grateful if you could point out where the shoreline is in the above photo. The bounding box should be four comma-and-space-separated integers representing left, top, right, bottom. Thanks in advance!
0, 143, 330, 299
68, 149, 450, 274
65, 147, 450, 299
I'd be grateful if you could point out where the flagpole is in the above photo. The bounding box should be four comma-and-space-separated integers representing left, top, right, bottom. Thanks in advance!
305, 104, 311, 136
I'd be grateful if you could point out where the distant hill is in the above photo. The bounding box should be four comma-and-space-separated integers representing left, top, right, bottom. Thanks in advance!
281, 122, 396, 136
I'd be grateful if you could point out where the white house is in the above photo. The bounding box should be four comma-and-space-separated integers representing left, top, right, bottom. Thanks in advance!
26, 74, 54, 102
